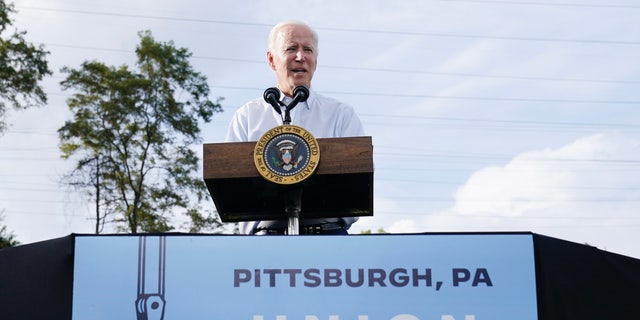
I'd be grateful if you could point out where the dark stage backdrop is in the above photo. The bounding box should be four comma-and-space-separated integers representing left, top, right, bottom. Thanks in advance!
0, 235, 74, 320
533, 233, 640, 319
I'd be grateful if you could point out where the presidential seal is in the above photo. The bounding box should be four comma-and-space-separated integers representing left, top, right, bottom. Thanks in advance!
254, 125, 320, 185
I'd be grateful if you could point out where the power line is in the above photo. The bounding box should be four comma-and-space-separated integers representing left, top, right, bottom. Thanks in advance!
1, 129, 58, 136
0, 198, 84, 205
376, 166, 640, 173
375, 152, 640, 164
210, 85, 640, 105
377, 212, 640, 222
0, 186, 63, 193
0, 157, 61, 162
36, 85, 640, 107
1, 210, 87, 217
322, 65, 640, 85
378, 177, 640, 188
440, 0, 640, 9
383, 198, 640, 205
364, 115, 640, 136
16, 6, 272, 27
44, 43, 640, 85
319, 27, 640, 46
362, 113, 640, 129
17, 6, 640, 46
328, 90, 640, 105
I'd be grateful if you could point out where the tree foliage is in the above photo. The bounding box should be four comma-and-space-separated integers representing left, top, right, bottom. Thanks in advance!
0, 211, 19, 249
0, 1, 51, 134
359, 228, 389, 234
58, 30, 223, 233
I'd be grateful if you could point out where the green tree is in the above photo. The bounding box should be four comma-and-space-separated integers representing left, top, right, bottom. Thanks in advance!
58, 30, 223, 234
0, 211, 19, 249
0, 1, 51, 134
360, 228, 389, 234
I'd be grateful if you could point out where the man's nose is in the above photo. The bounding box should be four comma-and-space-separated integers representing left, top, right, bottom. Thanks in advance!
295, 50, 306, 61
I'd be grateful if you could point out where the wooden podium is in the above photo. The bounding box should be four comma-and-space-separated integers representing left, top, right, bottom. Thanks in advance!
203, 136, 373, 223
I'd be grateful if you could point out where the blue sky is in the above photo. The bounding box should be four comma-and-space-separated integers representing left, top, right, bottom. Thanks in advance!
1, 0, 640, 258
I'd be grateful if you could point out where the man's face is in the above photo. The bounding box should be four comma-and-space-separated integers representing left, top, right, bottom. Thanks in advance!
267, 24, 317, 97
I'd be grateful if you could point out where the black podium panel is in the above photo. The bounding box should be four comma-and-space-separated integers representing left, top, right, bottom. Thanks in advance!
207, 172, 372, 222
203, 137, 374, 222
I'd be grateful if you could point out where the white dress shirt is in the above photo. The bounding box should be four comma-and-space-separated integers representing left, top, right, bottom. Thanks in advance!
225, 88, 365, 234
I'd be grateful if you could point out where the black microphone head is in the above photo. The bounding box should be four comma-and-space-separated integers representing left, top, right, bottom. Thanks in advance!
293, 86, 309, 102
263, 87, 281, 103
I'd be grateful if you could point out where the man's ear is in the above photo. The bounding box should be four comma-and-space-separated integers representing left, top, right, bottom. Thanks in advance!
267, 51, 276, 71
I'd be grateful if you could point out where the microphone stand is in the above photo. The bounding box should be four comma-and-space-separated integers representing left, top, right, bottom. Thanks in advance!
263, 86, 309, 235
284, 187, 302, 235
283, 86, 309, 235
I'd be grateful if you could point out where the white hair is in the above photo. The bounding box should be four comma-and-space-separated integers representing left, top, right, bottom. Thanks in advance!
267, 20, 319, 54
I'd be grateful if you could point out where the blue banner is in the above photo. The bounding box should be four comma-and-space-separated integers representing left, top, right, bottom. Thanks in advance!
72, 234, 538, 320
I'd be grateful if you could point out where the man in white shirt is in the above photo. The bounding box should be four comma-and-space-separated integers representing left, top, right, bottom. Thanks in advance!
225, 20, 365, 235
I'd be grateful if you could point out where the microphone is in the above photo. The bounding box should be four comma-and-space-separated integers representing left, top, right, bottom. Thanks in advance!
263, 87, 282, 115
292, 85, 309, 104
264, 86, 309, 125
286, 86, 309, 111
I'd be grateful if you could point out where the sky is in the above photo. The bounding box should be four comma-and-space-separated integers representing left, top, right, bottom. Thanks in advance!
1, 0, 639, 258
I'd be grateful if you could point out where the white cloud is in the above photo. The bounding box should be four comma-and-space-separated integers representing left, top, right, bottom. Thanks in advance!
385, 131, 640, 257
456, 131, 639, 216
